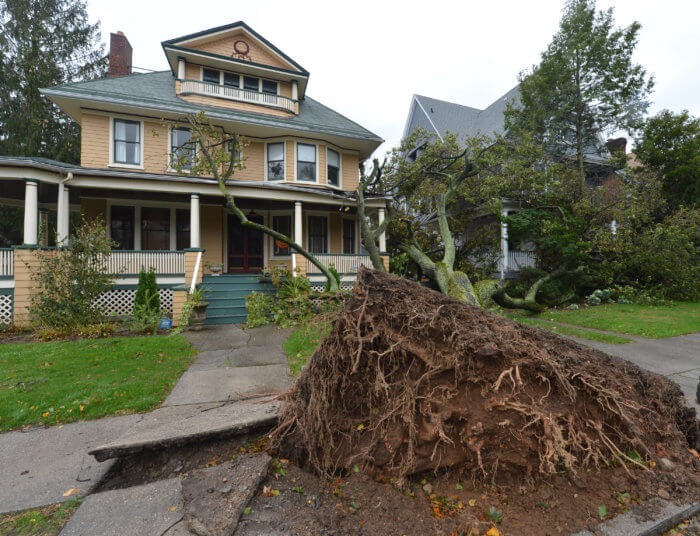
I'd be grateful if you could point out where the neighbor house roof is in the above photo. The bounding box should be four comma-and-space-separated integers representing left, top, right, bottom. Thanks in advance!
41, 71, 383, 158
403, 86, 521, 141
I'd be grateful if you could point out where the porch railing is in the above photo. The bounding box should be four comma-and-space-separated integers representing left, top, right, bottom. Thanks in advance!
0, 248, 12, 278
180, 79, 296, 113
498, 249, 536, 273
306, 254, 372, 275
105, 250, 186, 275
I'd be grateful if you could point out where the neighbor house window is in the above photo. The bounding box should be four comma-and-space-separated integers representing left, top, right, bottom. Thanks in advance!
113, 119, 141, 165
343, 219, 355, 254
203, 68, 220, 84
308, 215, 328, 253
171, 127, 194, 169
243, 76, 259, 91
110, 205, 134, 250
297, 143, 316, 181
267, 142, 285, 180
262, 80, 277, 95
327, 148, 340, 187
176, 209, 190, 250
141, 207, 170, 250
272, 215, 292, 256
223, 72, 239, 87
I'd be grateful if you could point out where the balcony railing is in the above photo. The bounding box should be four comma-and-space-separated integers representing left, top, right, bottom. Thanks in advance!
104, 250, 186, 275
0, 248, 12, 278
180, 79, 296, 113
306, 254, 373, 275
498, 249, 536, 273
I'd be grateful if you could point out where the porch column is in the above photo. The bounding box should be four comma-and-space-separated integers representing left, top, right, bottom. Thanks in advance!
177, 57, 186, 80
294, 201, 303, 245
378, 208, 387, 252
56, 184, 70, 246
500, 207, 509, 279
23, 179, 38, 246
190, 193, 200, 249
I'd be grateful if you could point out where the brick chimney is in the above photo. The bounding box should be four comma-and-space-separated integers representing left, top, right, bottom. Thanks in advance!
109, 32, 132, 77
606, 137, 627, 155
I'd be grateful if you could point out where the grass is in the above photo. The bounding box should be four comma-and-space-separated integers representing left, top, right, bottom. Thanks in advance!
537, 302, 700, 339
283, 317, 333, 377
510, 316, 633, 344
0, 498, 81, 536
0, 335, 196, 432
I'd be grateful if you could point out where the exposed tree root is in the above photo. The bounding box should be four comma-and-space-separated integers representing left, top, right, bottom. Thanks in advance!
271, 268, 697, 483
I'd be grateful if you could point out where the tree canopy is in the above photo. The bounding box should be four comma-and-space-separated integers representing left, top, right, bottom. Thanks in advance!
0, 0, 106, 163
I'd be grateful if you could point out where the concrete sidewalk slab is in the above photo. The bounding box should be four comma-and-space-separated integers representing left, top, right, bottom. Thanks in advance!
162, 364, 291, 406
89, 398, 279, 461
246, 325, 295, 347
183, 324, 249, 352
189, 347, 287, 371
58, 478, 184, 536
0, 414, 140, 514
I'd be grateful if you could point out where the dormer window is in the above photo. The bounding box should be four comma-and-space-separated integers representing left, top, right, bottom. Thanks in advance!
202, 68, 220, 84
262, 80, 278, 95
223, 72, 239, 88
243, 76, 258, 91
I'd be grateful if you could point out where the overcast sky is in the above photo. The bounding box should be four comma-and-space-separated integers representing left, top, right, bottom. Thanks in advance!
86, 0, 700, 158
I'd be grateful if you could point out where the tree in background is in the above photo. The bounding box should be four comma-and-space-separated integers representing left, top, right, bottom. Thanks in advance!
0, 0, 106, 163
506, 0, 653, 179
634, 110, 699, 209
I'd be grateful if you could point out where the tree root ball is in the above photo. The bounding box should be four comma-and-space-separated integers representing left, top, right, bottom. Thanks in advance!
271, 268, 698, 482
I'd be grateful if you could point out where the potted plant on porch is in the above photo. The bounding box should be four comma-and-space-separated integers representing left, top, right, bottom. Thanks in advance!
205, 261, 224, 276
188, 286, 209, 330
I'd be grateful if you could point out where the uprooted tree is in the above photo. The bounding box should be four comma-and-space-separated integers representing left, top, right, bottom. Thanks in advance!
355, 159, 390, 272
168, 111, 340, 292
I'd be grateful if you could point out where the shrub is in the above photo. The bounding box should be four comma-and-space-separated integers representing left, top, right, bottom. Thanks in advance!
134, 267, 160, 316
28, 219, 114, 330
585, 288, 612, 306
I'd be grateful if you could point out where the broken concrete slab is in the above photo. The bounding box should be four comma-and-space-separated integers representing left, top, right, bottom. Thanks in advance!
58, 478, 183, 536
571, 499, 699, 536
183, 325, 250, 352
89, 399, 279, 462
182, 454, 270, 536
0, 413, 141, 514
245, 325, 295, 348
162, 364, 291, 406
189, 347, 287, 371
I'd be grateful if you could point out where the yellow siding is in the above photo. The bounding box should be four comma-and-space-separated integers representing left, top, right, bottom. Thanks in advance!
342, 153, 359, 191
285, 140, 294, 181
80, 113, 110, 168
318, 144, 327, 185
185, 30, 292, 70
201, 205, 224, 271
144, 120, 169, 172
235, 141, 264, 181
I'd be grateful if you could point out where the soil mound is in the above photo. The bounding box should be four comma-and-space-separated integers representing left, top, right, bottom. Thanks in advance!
272, 268, 697, 482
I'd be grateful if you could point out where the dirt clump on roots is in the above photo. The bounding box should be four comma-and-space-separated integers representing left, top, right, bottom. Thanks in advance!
271, 268, 698, 486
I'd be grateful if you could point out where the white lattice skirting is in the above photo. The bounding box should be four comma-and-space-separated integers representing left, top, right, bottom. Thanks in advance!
93, 288, 174, 317
309, 282, 355, 293
0, 294, 12, 325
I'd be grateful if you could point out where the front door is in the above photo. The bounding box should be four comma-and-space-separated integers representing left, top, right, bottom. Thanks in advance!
227, 214, 264, 273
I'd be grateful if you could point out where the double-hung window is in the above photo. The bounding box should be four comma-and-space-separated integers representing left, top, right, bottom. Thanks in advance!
141, 207, 170, 250
171, 127, 194, 169
297, 143, 316, 182
327, 149, 340, 187
272, 215, 292, 256
267, 142, 285, 180
262, 80, 277, 95
110, 205, 135, 250
223, 72, 239, 88
343, 219, 355, 254
113, 119, 141, 166
243, 76, 259, 91
203, 68, 220, 84
308, 216, 328, 253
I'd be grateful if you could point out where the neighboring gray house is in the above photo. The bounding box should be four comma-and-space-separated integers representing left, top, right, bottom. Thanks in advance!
401, 87, 617, 279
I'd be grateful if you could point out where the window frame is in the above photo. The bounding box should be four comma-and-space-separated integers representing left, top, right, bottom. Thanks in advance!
295, 142, 318, 183
243, 75, 260, 92
109, 205, 135, 250
261, 79, 278, 95
326, 147, 342, 188
271, 213, 293, 257
342, 217, 356, 254
223, 71, 240, 88
306, 214, 329, 254
110, 117, 144, 169
265, 141, 286, 181
202, 68, 221, 84
168, 126, 195, 171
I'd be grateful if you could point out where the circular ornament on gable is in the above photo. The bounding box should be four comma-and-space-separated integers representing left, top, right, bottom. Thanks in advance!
233, 40, 250, 57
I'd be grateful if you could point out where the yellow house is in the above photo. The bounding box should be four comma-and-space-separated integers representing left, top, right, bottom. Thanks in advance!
0, 22, 388, 325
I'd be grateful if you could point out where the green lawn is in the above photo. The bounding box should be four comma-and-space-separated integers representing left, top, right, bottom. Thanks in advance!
0, 499, 80, 536
0, 335, 196, 432
511, 316, 633, 344
537, 302, 700, 339
283, 319, 333, 377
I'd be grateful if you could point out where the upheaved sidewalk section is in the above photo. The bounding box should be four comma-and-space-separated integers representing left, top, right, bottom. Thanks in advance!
0, 323, 293, 515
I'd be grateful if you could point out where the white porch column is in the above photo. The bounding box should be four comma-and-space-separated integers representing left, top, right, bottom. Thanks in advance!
177, 58, 186, 80
190, 193, 200, 249
292, 80, 298, 101
56, 184, 70, 246
378, 208, 386, 252
23, 179, 39, 246
294, 201, 303, 245
500, 207, 509, 279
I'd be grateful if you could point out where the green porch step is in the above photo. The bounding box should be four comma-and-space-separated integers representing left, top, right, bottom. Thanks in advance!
200, 274, 273, 325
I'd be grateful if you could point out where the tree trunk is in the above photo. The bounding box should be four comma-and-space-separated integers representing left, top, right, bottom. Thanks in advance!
356, 186, 387, 272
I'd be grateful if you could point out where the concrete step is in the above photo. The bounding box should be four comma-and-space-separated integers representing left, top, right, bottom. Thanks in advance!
203, 289, 266, 299
205, 304, 248, 317
204, 314, 248, 325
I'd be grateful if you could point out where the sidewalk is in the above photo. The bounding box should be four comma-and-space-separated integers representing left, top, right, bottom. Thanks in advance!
0, 324, 293, 515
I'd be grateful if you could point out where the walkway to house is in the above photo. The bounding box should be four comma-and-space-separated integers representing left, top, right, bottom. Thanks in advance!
0, 324, 293, 516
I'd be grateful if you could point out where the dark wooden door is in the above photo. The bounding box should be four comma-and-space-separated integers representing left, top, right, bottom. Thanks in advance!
227, 214, 264, 273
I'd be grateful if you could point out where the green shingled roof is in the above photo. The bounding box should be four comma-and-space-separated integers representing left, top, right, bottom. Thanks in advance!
41, 71, 382, 143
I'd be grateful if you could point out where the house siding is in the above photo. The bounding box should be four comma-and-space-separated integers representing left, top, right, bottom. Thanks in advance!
80, 114, 110, 168
185, 30, 292, 71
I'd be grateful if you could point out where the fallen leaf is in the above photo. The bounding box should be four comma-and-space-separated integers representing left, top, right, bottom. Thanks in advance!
468, 499, 477, 507
243, 506, 251, 515
62, 488, 80, 497
487, 528, 500, 536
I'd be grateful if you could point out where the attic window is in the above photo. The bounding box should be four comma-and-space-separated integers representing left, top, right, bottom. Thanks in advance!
203, 68, 220, 84
223, 72, 239, 88
262, 80, 277, 95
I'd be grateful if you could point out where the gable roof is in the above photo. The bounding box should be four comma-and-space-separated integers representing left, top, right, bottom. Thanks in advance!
161, 21, 308, 76
403, 86, 521, 142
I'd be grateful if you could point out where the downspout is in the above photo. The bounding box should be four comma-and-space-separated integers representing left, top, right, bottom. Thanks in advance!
190, 250, 202, 293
